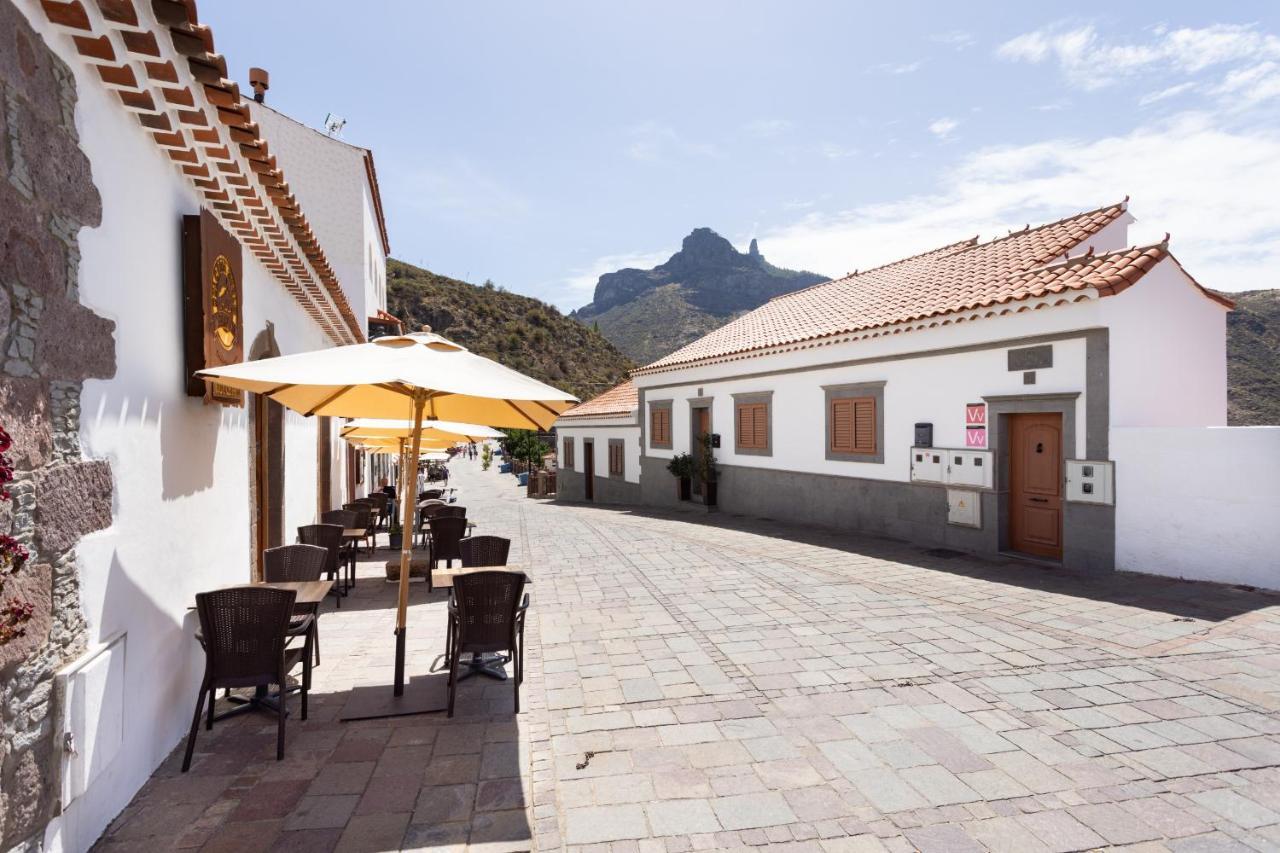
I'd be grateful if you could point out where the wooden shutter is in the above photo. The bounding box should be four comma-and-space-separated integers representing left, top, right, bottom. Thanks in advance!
609, 442, 623, 475
736, 402, 768, 450
830, 397, 875, 454
651, 407, 670, 446
563, 437, 574, 468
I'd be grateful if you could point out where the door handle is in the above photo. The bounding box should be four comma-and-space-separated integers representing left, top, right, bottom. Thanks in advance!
1029, 497, 1049, 503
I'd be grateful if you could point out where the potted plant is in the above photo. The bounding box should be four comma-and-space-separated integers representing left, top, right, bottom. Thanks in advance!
696, 433, 718, 508
666, 452, 694, 501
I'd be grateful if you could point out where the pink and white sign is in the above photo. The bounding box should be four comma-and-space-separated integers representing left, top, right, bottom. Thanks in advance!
965, 403, 987, 448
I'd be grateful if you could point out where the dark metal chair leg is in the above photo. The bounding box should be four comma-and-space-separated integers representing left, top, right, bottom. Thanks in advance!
277, 667, 287, 761
182, 678, 209, 772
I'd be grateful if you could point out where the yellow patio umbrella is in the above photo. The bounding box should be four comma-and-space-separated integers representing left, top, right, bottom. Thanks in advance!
341, 418, 503, 443
197, 330, 575, 697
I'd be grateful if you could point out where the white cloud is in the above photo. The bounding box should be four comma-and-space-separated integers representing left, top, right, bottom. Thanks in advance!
870, 60, 923, 75
928, 117, 959, 139
552, 248, 673, 311
1214, 61, 1280, 109
819, 142, 861, 160
744, 118, 793, 138
931, 31, 976, 50
997, 22, 1280, 93
1139, 81, 1197, 106
757, 112, 1280, 293
624, 121, 719, 162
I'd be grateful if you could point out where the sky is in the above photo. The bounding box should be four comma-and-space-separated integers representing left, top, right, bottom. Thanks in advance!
203, 1, 1280, 311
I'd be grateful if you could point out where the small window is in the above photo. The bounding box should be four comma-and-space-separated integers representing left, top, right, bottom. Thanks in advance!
608, 440, 625, 477
562, 436, 575, 469
829, 396, 876, 455
735, 402, 768, 452
650, 404, 672, 448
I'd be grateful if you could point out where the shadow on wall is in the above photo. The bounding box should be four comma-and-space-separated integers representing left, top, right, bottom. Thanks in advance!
585, 502, 1280, 622
160, 400, 240, 500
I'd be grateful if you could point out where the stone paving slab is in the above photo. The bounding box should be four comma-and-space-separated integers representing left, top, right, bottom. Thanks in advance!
94, 457, 1280, 851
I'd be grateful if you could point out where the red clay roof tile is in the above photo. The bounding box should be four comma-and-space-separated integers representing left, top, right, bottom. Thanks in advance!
558, 381, 638, 420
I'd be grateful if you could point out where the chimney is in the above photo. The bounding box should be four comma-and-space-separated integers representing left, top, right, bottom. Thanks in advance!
249, 67, 269, 103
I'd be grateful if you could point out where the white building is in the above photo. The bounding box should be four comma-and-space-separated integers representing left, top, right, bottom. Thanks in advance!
1, 2, 388, 850
627, 202, 1278, 586
554, 380, 642, 504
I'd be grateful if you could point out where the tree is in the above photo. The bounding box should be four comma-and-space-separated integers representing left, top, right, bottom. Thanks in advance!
500, 429, 546, 472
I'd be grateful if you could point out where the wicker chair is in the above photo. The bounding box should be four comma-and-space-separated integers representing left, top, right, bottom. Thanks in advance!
429, 515, 469, 571
319, 511, 359, 593
343, 502, 375, 554
460, 535, 511, 568
182, 586, 311, 770
264, 543, 327, 665
416, 500, 447, 548
446, 571, 528, 716
419, 489, 444, 502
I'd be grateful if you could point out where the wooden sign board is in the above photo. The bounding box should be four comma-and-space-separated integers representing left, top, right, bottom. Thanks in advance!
182, 210, 244, 406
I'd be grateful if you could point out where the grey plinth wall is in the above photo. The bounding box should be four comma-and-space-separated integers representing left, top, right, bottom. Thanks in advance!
555, 468, 641, 506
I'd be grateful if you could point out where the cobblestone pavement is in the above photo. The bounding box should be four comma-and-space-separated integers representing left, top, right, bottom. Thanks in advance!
97, 457, 1280, 852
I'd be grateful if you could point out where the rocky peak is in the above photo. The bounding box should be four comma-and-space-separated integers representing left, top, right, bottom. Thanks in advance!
749, 238, 760, 259
671, 227, 740, 269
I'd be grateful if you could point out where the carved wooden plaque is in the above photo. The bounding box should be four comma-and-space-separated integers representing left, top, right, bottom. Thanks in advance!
182, 209, 244, 406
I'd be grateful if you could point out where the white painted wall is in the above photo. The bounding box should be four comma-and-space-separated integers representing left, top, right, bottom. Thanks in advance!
1113, 427, 1280, 588
249, 103, 386, 328
636, 298, 1106, 479
556, 420, 641, 484
26, 15, 354, 853
1100, 259, 1228, 427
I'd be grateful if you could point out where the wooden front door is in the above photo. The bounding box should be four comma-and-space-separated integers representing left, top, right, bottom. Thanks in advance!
252, 392, 285, 580
1008, 412, 1063, 561
692, 407, 711, 497
583, 441, 594, 502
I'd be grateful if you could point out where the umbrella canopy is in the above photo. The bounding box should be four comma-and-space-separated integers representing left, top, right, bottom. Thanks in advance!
346, 437, 453, 455
197, 331, 576, 428
421, 451, 450, 461
197, 330, 576, 698
341, 418, 502, 443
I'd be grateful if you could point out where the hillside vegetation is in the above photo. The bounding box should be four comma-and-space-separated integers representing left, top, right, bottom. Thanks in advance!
1227, 288, 1280, 425
386, 259, 633, 402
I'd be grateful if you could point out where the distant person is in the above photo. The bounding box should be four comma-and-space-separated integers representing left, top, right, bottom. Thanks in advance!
379, 477, 397, 518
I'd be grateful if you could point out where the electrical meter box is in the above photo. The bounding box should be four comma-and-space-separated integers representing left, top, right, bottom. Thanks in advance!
945, 450, 993, 489
946, 489, 982, 527
1065, 460, 1114, 505
910, 447, 945, 482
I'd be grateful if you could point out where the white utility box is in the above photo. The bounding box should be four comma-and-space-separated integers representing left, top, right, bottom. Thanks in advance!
1065, 460, 1114, 505
58, 632, 125, 806
910, 447, 945, 482
946, 489, 982, 527
945, 449, 993, 489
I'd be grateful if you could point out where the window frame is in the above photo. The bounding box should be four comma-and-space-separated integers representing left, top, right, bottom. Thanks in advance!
731, 391, 773, 457
823, 381, 885, 464
648, 400, 673, 449
562, 435, 575, 469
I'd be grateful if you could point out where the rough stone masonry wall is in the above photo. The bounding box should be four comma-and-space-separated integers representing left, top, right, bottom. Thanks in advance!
1, 2, 115, 848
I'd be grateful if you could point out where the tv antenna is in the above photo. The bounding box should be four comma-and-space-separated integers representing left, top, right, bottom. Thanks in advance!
323, 112, 347, 138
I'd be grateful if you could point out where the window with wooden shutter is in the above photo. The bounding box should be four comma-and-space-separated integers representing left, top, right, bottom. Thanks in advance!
650, 405, 671, 448
735, 402, 768, 451
830, 396, 876, 454
562, 437, 574, 468
608, 440, 624, 476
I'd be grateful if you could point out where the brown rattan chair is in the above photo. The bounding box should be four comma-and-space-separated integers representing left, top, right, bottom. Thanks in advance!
429, 515, 468, 572
416, 500, 447, 548
460, 535, 510, 568
319, 511, 359, 593
266, 543, 327, 665
419, 489, 444, 502
446, 571, 528, 716
182, 586, 311, 771
343, 502, 375, 555
365, 492, 389, 529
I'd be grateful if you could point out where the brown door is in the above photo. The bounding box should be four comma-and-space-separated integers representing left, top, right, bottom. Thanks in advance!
692, 407, 711, 497
1008, 412, 1063, 561
252, 393, 285, 580
583, 441, 594, 502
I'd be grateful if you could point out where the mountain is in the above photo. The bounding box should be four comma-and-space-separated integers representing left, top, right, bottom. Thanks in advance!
385, 258, 633, 402
1227, 289, 1280, 426
573, 228, 828, 364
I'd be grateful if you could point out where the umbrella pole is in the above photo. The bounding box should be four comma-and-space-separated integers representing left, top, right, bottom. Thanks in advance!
394, 392, 427, 696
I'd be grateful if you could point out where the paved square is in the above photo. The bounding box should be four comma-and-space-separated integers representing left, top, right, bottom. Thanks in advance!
96, 459, 1280, 851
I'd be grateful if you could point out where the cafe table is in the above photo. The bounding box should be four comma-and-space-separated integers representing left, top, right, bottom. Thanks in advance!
198, 579, 334, 719
435, 566, 529, 680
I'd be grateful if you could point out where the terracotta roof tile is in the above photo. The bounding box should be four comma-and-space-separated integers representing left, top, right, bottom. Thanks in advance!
558, 380, 637, 420
635, 202, 1192, 374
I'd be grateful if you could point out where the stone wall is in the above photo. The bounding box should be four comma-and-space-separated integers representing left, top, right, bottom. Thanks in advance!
0, 2, 115, 848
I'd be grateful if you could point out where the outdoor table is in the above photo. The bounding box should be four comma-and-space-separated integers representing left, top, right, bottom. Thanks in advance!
438, 566, 529, 680
196, 579, 334, 720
